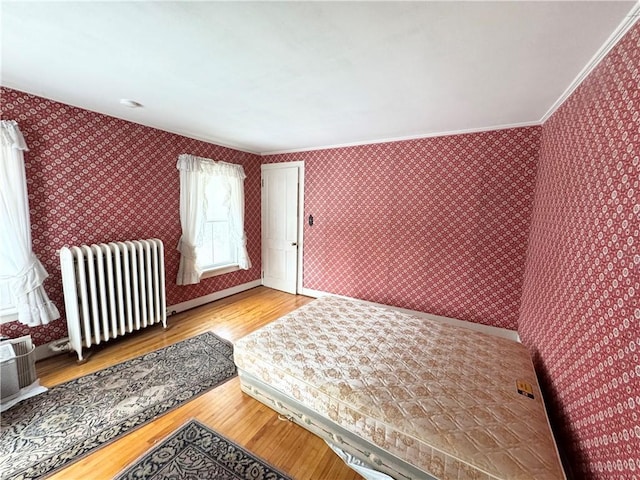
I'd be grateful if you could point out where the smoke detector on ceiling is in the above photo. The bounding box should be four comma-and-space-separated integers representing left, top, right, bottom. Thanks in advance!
119, 99, 143, 108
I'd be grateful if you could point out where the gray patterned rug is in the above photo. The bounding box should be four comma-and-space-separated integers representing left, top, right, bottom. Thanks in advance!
116, 420, 292, 480
0, 332, 236, 480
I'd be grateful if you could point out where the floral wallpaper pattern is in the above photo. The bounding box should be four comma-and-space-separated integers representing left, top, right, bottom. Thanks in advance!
0, 88, 262, 345
519, 23, 640, 479
264, 127, 541, 330
2, 20, 639, 479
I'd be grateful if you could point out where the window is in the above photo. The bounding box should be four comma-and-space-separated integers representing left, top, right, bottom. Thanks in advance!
0, 279, 17, 322
175, 154, 251, 286
0, 128, 19, 320
1, 120, 59, 326
197, 176, 238, 273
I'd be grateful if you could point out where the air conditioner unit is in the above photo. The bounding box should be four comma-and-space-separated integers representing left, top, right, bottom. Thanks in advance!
0, 336, 37, 403
0, 344, 20, 401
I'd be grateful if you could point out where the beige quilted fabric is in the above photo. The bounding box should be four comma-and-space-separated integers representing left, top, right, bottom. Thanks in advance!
234, 296, 565, 480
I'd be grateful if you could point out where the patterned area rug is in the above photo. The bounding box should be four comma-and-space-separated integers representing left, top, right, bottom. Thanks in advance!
116, 420, 292, 480
0, 332, 236, 480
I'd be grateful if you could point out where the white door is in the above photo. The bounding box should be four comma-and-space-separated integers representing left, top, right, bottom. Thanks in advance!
261, 164, 302, 294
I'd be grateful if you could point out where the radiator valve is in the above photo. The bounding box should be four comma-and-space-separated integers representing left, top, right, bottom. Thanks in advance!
49, 339, 71, 353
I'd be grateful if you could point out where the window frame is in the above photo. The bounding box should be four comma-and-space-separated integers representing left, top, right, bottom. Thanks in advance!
196, 177, 240, 277
200, 264, 240, 278
0, 281, 18, 323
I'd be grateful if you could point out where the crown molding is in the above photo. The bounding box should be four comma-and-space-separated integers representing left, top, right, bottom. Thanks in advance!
539, 1, 640, 124
259, 120, 541, 156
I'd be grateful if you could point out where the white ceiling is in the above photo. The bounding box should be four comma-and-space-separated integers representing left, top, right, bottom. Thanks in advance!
1, 1, 637, 154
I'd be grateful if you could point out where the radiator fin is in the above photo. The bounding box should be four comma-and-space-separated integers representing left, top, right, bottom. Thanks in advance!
60, 239, 167, 361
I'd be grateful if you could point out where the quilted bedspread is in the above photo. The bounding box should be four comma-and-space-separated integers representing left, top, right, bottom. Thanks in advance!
234, 296, 565, 480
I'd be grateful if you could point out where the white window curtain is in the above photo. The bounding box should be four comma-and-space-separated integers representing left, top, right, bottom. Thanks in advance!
0, 120, 60, 326
226, 169, 251, 270
176, 154, 251, 285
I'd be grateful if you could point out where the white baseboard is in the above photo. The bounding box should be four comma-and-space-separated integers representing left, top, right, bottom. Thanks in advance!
167, 279, 262, 316
33, 279, 263, 362
300, 287, 328, 298
300, 288, 520, 342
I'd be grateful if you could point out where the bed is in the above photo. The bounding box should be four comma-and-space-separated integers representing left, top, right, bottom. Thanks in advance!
234, 296, 565, 480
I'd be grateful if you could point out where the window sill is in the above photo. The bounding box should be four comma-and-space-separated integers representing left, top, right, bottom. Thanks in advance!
0, 309, 18, 325
200, 264, 240, 279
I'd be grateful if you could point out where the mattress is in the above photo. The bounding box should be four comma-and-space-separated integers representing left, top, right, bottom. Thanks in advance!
234, 296, 565, 480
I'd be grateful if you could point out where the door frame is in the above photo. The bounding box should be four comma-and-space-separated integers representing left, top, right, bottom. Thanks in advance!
261, 161, 305, 293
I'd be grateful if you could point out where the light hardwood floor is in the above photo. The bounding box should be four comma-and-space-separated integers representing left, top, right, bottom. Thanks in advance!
37, 286, 362, 480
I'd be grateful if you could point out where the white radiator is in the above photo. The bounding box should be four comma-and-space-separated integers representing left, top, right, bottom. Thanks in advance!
60, 239, 167, 361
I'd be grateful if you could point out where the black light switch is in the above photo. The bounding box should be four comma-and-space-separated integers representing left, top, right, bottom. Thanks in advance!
308, 215, 314, 226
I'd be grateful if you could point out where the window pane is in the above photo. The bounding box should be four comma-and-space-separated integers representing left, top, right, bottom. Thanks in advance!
198, 221, 237, 270
205, 177, 230, 221
197, 177, 238, 271
198, 222, 215, 268
212, 221, 234, 265
0, 280, 15, 311
0, 255, 16, 310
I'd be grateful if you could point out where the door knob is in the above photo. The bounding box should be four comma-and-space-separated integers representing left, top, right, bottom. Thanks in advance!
291, 242, 297, 246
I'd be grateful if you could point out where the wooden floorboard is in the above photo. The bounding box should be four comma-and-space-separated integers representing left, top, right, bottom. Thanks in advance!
36, 286, 362, 480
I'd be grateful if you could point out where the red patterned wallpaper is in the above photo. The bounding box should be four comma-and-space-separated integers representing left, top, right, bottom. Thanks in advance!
519, 24, 640, 479
0, 88, 262, 346
264, 127, 541, 330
